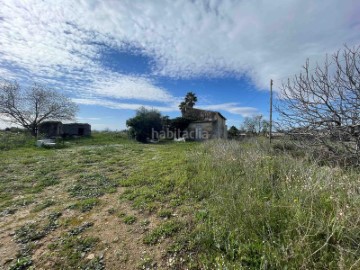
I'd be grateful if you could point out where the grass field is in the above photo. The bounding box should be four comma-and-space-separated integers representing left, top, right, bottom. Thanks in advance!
0, 132, 359, 269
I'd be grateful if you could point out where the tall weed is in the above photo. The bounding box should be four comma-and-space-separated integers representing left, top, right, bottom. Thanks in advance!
187, 139, 360, 269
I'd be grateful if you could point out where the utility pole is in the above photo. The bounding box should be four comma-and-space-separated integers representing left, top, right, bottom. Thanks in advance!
269, 79, 273, 144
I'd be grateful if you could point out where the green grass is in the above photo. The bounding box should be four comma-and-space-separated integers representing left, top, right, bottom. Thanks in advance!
0, 131, 194, 268
185, 139, 360, 269
32, 199, 56, 212
0, 130, 35, 151
67, 222, 94, 236
143, 220, 184, 245
8, 256, 33, 270
45, 221, 100, 269
123, 215, 137, 224
68, 173, 118, 199
14, 223, 47, 244
48, 235, 100, 269
1, 131, 360, 269
14, 212, 62, 244
137, 254, 155, 269
69, 198, 100, 212
157, 208, 172, 219
60, 130, 131, 146
11, 212, 62, 269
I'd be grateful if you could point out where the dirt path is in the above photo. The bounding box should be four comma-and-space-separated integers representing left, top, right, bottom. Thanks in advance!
1, 186, 174, 269
1, 142, 192, 269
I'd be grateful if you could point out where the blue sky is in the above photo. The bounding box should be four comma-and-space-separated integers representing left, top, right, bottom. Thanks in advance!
1, 0, 359, 130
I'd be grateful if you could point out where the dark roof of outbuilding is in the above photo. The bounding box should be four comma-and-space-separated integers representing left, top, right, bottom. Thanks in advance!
63, 123, 91, 126
39, 121, 62, 126
183, 107, 226, 121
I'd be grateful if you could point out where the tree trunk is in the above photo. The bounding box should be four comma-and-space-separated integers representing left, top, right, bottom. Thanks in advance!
29, 124, 38, 138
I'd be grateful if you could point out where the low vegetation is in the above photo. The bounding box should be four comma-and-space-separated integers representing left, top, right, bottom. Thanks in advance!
187, 139, 360, 269
0, 131, 359, 269
0, 130, 35, 151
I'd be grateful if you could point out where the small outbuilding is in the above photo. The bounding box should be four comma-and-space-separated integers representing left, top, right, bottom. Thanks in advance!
38, 121, 91, 138
63, 123, 91, 137
182, 108, 227, 140
38, 121, 63, 138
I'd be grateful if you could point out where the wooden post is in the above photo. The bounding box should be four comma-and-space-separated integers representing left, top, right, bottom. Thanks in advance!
269, 79, 273, 144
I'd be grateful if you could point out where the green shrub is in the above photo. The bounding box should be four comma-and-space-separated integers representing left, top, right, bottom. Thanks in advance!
126, 107, 162, 143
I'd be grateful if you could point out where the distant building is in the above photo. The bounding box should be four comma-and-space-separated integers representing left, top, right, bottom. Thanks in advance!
63, 123, 91, 137
182, 108, 227, 140
38, 121, 63, 138
38, 121, 91, 138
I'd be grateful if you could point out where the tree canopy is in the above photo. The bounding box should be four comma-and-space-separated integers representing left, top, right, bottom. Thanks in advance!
169, 117, 192, 137
241, 115, 269, 135
228, 125, 239, 139
126, 107, 163, 142
0, 81, 78, 136
179, 92, 198, 114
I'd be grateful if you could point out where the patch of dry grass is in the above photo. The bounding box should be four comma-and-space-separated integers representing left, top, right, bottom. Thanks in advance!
2, 132, 358, 269
0, 132, 195, 269
186, 139, 360, 269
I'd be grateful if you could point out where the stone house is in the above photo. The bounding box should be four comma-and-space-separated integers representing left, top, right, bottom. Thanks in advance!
182, 108, 227, 140
62, 123, 91, 137
37, 121, 63, 138
38, 121, 91, 138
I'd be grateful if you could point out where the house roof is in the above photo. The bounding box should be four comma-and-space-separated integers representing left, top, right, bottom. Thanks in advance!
216, 112, 227, 120
63, 123, 91, 126
183, 107, 226, 121
38, 121, 62, 128
40, 121, 91, 127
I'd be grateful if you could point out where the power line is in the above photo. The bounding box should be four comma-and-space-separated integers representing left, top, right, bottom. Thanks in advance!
269, 79, 273, 144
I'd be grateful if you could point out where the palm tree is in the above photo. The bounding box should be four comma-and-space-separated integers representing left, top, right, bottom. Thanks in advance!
179, 101, 187, 114
184, 92, 197, 108
179, 92, 198, 116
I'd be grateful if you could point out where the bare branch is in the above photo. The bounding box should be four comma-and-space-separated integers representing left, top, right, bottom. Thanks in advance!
0, 81, 78, 136
276, 45, 360, 164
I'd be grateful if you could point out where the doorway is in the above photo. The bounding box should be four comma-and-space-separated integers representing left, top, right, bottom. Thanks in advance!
78, 128, 84, 136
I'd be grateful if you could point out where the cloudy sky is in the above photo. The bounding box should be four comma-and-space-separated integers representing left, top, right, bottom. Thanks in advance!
1, 0, 359, 130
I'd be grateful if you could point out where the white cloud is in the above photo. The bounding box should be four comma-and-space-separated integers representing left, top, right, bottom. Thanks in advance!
72, 98, 177, 112
0, 117, 20, 129
0, 1, 175, 103
0, 0, 359, 103
89, 74, 175, 102
76, 117, 102, 121
71, 0, 360, 89
200, 103, 259, 117
73, 97, 258, 118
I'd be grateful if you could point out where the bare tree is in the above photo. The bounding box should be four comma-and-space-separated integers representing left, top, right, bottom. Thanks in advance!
276, 45, 360, 162
0, 81, 78, 136
241, 114, 269, 135
241, 116, 257, 134
254, 115, 263, 134
261, 119, 270, 135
